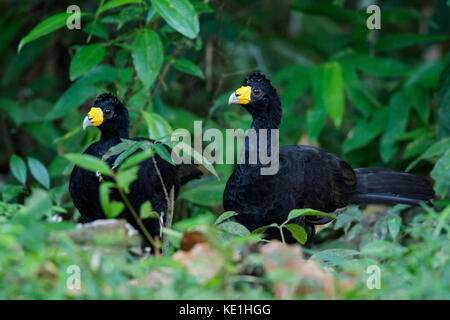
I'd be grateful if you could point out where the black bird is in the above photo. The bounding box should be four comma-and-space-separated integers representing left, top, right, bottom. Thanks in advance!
69, 93, 202, 240
223, 72, 434, 244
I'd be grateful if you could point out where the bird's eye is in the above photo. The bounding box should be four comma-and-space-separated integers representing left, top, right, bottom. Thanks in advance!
253, 88, 261, 96
104, 108, 111, 114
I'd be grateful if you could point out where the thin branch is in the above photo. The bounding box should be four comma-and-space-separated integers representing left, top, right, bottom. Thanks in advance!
162, 186, 175, 254
117, 185, 159, 257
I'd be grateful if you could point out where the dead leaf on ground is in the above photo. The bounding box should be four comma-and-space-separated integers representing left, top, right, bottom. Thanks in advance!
173, 242, 223, 284
180, 230, 208, 251
259, 240, 353, 299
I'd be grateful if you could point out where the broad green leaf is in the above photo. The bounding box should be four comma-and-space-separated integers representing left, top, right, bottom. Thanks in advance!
312, 62, 344, 128
340, 53, 409, 77
290, 0, 360, 23
347, 223, 362, 240
99, 181, 124, 218
154, 143, 174, 165
83, 21, 109, 39
361, 240, 407, 258
18, 12, 85, 52
173, 58, 204, 79
24, 188, 52, 218
215, 211, 237, 225
387, 216, 402, 239
380, 92, 410, 163
151, 0, 199, 39
402, 132, 435, 159
10, 155, 27, 185
140, 201, 158, 219
180, 183, 225, 206
376, 33, 448, 52
47, 65, 116, 119
430, 150, 450, 198
287, 208, 335, 221
116, 166, 139, 193
406, 137, 450, 171
69, 44, 106, 81
142, 111, 173, 140
217, 221, 250, 236
119, 149, 154, 171
252, 223, 279, 234
27, 157, 50, 189
131, 29, 163, 90
99, 0, 143, 14
284, 223, 307, 244
343, 109, 388, 153
65, 153, 113, 176
435, 63, 450, 138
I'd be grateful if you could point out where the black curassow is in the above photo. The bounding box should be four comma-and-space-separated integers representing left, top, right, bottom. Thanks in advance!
224, 72, 434, 244
69, 93, 202, 239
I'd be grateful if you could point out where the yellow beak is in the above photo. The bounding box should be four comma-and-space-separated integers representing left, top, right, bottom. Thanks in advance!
228, 86, 251, 105
83, 107, 103, 130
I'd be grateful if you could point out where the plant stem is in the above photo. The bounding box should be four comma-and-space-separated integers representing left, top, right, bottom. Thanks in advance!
116, 185, 159, 257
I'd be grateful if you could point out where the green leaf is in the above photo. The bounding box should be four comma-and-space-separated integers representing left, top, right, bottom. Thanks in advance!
65, 153, 113, 176
343, 109, 388, 153
172, 141, 218, 178
118, 149, 154, 171
430, 150, 450, 198
151, 0, 199, 39
47, 65, 116, 119
99, 0, 143, 14
215, 211, 237, 225
173, 58, 204, 79
131, 29, 163, 90
435, 63, 450, 138
69, 44, 106, 81
340, 53, 409, 77
361, 240, 407, 258
376, 33, 448, 52
24, 188, 53, 218
284, 223, 308, 245
387, 215, 402, 239
18, 12, 85, 52
287, 208, 336, 221
27, 157, 50, 189
116, 166, 139, 193
154, 143, 174, 165
251, 223, 279, 235
406, 137, 450, 171
290, 0, 359, 23
380, 92, 411, 163
142, 111, 173, 139
99, 182, 124, 218
140, 201, 158, 219
180, 183, 225, 206
217, 221, 250, 236
10, 155, 27, 185
312, 62, 345, 128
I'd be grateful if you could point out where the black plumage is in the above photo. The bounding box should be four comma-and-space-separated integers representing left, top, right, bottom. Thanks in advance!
69, 93, 202, 239
223, 72, 434, 244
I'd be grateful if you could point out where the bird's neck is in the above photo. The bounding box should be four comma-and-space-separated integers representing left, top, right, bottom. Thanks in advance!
100, 128, 129, 143
239, 117, 280, 166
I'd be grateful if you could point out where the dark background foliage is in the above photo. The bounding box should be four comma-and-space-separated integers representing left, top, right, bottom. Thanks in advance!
0, 0, 449, 299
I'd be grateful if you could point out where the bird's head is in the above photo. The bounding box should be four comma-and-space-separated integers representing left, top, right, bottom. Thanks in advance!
83, 93, 130, 137
228, 72, 282, 128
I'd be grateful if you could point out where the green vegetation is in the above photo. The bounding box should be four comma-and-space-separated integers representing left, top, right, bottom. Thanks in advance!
0, 0, 449, 299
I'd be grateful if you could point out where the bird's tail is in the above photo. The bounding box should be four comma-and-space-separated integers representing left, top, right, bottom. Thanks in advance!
352, 168, 434, 206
